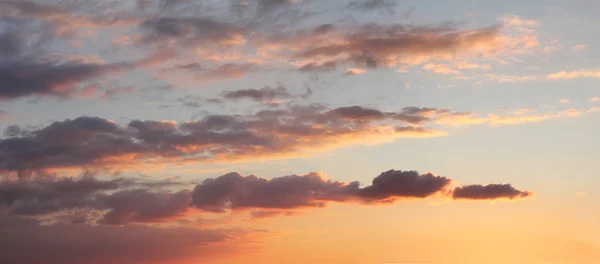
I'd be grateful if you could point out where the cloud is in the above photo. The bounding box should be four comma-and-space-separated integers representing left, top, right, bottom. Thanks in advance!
0, 216, 255, 264
140, 17, 246, 48
222, 85, 293, 102
97, 189, 192, 225
249, 210, 300, 220
291, 23, 502, 69
452, 184, 533, 200
501, 15, 541, 27
588, 97, 599, 102
190, 169, 531, 212
0, 1, 141, 37
587, 107, 600, 113
165, 62, 256, 81
344, 68, 367, 75
558, 99, 569, 104
100, 86, 136, 100
573, 192, 587, 198
547, 70, 600, 80
423, 63, 461, 75
0, 171, 199, 224
257, 0, 298, 14
484, 73, 537, 82
0, 52, 168, 100
572, 44, 588, 52
347, 0, 397, 10
0, 168, 532, 228
0, 105, 452, 171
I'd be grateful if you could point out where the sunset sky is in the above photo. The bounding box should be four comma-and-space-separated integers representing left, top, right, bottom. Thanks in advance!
1, 0, 599, 263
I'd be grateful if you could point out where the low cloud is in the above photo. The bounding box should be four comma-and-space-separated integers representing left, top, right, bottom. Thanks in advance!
190, 169, 531, 212
547, 70, 600, 80
0, 216, 255, 264
222, 85, 293, 102
0, 52, 169, 101
452, 184, 533, 200
0, 169, 533, 224
0, 105, 452, 171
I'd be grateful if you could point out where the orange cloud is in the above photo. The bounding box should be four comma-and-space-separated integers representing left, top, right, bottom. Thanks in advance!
547, 70, 600, 80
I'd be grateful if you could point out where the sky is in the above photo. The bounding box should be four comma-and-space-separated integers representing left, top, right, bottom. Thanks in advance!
0, 0, 599, 263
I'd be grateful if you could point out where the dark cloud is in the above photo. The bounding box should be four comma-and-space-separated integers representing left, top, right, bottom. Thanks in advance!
0, 1, 65, 18
97, 189, 192, 225
191, 172, 354, 212
452, 184, 533, 200
140, 17, 246, 48
0, 171, 197, 224
355, 170, 453, 202
190, 169, 531, 212
0, 105, 450, 171
0, 216, 251, 264
347, 0, 397, 11
222, 85, 293, 102
0, 169, 532, 225
0, 173, 129, 216
0, 30, 23, 56
0, 51, 166, 100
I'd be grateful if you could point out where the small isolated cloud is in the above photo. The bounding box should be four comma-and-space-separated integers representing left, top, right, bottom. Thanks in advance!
222, 85, 293, 102
588, 97, 599, 102
572, 44, 588, 52
484, 74, 537, 82
344, 68, 367, 75
501, 15, 541, 27
558, 99, 569, 104
587, 107, 600, 113
573, 192, 587, 198
452, 184, 533, 200
543, 45, 562, 53
423, 63, 461, 75
547, 70, 600, 80
249, 210, 300, 220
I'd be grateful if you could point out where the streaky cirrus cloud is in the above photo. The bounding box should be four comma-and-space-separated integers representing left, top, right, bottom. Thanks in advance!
289, 23, 502, 69
547, 70, 600, 80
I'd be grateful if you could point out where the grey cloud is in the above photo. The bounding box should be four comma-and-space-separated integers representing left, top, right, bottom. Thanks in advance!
452, 184, 533, 200
222, 85, 293, 102
190, 169, 531, 212
97, 189, 191, 225
0, 104, 456, 171
140, 17, 245, 47
0, 52, 164, 100
0, 216, 246, 264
